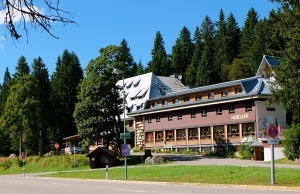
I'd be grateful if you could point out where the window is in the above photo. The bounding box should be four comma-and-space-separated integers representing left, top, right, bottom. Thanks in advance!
145, 132, 153, 142
216, 106, 222, 115
222, 90, 228, 96
163, 100, 168, 106
200, 127, 211, 139
242, 123, 255, 136
208, 92, 215, 99
177, 129, 186, 140
229, 104, 235, 114
173, 98, 179, 104
129, 120, 133, 127
166, 130, 174, 141
177, 112, 182, 120
156, 131, 163, 140
214, 126, 225, 138
227, 124, 239, 137
196, 95, 202, 100
134, 79, 140, 87
152, 102, 157, 107
147, 117, 152, 123
202, 108, 207, 117
126, 81, 133, 89
168, 113, 173, 121
130, 97, 136, 101
235, 87, 243, 94
140, 103, 144, 109
156, 115, 160, 122
183, 96, 190, 102
245, 101, 252, 111
188, 128, 197, 139
191, 110, 196, 118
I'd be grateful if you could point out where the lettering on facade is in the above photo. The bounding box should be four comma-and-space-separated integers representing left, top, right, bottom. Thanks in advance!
231, 114, 249, 120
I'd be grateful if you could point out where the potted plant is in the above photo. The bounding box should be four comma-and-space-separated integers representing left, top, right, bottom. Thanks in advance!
248, 126, 252, 132
232, 127, 237, 137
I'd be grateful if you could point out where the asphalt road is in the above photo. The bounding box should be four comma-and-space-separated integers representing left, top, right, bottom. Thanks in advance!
0, 175, 299, 194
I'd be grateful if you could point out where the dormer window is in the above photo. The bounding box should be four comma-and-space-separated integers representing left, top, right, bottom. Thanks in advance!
140, 103, 144, 109
222, 90, 228, 96
163, 100, 168, 106
183, 96, 190, 102
152, 102, 157, 107
173, 98, 179, 104
208, 92, 215, 99
235, 87, 243, 94
147, 117, 152, 123
134, 79, 140, 87
196, 95, 202, 100
126, 81, 133, 89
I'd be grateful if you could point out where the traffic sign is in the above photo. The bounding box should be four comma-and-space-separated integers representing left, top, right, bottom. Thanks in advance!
268, 138, 280, 145
21, 152, 26, 162
120, 133, 131, 139
55, 143, 59, 149
268, 126, 279, 138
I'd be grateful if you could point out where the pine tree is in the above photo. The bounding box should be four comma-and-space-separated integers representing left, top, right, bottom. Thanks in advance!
239, 7, 259, 76
12, 56, 30, 84
171, 26, 194, 83
49, 50, 83, 146
31, 57, 51, 154
147, 31, 171, 76
135, 59, 145, 75
185, 27, 202, 86
214, 9, 229, 83
196, 16, 215, 86
119, 39, 137, 78
226, 12, 240, 62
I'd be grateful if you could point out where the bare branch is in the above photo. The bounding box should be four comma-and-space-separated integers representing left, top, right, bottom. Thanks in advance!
2, 0, 77, 41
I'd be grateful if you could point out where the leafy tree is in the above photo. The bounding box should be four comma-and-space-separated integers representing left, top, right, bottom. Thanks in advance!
49, 50, 83, 146
147, 31, 171, 76
282, 124, 300, 160
31, 57, 51, 154
196, 16, 215, 86
268, 1, 300, 123
228, 58, 251, 80
239, 7, 259, 75
0, 75, 41, 156
2, 0, 76, 40
171, 26, 194, 83
74, 45, 123, 152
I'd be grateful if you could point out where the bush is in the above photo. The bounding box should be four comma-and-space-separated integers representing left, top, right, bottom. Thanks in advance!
238, 144, 254, 160
282, 123, 300, 160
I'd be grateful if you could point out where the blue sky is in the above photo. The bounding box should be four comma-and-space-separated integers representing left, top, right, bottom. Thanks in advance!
0, 0, 278, 81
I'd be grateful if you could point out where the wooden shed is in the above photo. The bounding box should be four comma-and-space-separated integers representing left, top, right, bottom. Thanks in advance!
86, 147, 119, 169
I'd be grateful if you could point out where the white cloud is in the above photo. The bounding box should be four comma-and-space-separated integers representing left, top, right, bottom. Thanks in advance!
0, 36, 5, 51
0, 5, 44, 25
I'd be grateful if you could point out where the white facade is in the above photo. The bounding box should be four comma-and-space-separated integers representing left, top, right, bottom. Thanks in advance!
264, 147, 285, 162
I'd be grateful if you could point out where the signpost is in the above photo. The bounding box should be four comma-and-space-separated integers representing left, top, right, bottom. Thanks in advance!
120, 133, 131, 139
55, 143, 59, 173
21, 152, 26, 177
267, 126, 279, 185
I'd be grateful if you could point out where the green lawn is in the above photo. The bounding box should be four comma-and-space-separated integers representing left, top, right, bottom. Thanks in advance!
44, 165, 300, 187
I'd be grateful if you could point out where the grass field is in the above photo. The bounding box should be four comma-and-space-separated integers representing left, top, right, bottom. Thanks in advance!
44, 165, 300, 187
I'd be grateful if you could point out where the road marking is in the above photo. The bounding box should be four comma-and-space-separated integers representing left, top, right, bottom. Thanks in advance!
52, 183, 69, 186
113, 189, 145, 193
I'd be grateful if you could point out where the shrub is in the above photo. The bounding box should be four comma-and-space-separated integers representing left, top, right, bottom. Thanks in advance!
238, 144, 254, 160
282, 123, 300, 160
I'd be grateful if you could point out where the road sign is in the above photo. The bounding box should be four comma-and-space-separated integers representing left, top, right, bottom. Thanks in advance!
55, 143, 59, 149
268, 126, 279, 138
268, 138, 280, 145
120, 133, 131, 139
21, 152, 26, 162
121, 144, 130, 157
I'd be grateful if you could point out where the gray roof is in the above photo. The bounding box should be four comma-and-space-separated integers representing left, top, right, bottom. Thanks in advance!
157, 76, 185, 92
128, 76, 272, 115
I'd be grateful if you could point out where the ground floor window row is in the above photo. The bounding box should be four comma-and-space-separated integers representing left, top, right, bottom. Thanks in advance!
147, 101, 253, 123
145, 123, 255, 142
